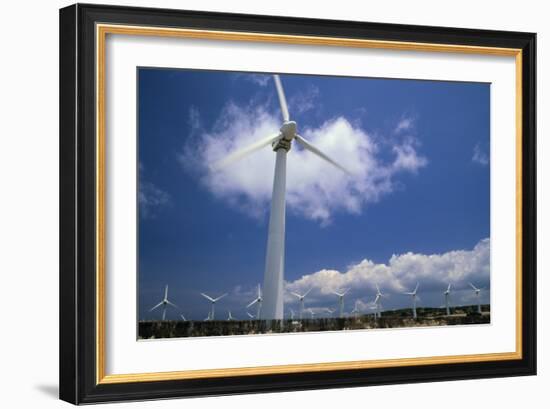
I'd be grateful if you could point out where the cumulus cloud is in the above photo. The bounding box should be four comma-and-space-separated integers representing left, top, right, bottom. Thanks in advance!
395, 116, 414, 134
182, 101, 427, 224
285, 238, 490, 308
472, 142, 489, 165
288, 84, 320, 115
139, 180, 171, 219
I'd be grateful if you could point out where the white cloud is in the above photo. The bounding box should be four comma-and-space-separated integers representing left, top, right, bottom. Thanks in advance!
236, 73, 272, 87
472, 142, 489, 165
288, 84, 320, 115
395, 117, 414, 133
183, 102, 427, 224
139, 181, 171, 219
285, 238, 490, 307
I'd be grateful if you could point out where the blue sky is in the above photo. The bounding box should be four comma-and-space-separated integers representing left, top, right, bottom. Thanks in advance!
138, 68, 490, 321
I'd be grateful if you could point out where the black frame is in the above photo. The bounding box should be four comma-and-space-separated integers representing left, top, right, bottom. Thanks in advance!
59, 3, 537, 404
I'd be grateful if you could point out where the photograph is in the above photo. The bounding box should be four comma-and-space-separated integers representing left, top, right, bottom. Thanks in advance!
137, 68, 491, 339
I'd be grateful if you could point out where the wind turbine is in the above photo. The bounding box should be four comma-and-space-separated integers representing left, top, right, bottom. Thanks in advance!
289, 308, 296, 320
291, 288, 312, 319
214, 75, 350, 320
325, 307, 336, 318
200, 292, 227, 321
227, 310, 235, 321
246, 284, 263, 319
351, 300, 360, 319
307, 308, 316, 319
149, 285, 178, 321
332, 289, 349, 318
443, 283, 452, 315
469, 282, 483, 314
373, 284, 386, 319
404, 283, 420, 319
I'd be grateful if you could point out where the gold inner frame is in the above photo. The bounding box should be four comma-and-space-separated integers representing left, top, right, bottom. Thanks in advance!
95, 23, 523, 385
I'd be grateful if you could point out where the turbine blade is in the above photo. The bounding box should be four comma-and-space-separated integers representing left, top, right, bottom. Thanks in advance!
295, 134, 351, 174
303, 288, 313, 297
212, 133, 282, 170
166, 300, 179, 309
414, 283, 419, 293
214, 293, 228, 302
164, 285, 168, 300
200, 293, 214, 302
273, 74, 290, 122
247, 299, 258, 308
469, 282, 478, 291
149, 301, 163, 312
447, 283, 452, 292
290, 292, 301, 298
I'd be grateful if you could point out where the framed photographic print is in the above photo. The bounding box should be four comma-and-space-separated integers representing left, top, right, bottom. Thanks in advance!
59, 3, 536, 404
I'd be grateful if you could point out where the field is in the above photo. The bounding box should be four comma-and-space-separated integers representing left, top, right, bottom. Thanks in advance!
138, 305, 490, 339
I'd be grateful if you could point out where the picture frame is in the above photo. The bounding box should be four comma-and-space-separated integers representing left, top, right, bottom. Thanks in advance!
59, 3, 536, 404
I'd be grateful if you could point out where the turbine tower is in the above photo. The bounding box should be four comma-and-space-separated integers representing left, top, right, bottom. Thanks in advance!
149, 285, 178, 321
291, 288, 312, 319
469, 282, 483, 314
332, 289, 349, 318
200, 292, 227, 321
246, 284, 263, 319
214, 75, 349, 320
404, 283, 420, 319
443, 283, 452, 315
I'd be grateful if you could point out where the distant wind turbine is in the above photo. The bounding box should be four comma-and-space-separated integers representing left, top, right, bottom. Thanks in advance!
289, 308, 296, 320
332, 289, 349, 318
373, 284, 386, 319
291, 288, 312, 319
246, 284, 263, 319
325, 307, 336, 318
404, 283, 420, 319
307, 308, 316, 319
227, 310, 235, 321
443, 284, 452, 315
149, 285, 178, 321
200, 292, 227, 321
213, 75, 350, 320
351, 300, 360, 319
469, 282, 483, 314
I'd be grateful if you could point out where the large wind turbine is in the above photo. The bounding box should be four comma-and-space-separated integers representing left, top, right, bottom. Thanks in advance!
291, 288, 312, 319
332, 289, 349, 318
214, 75, 350, 320
443, 283, 452, 315
149, 285, 178, 321
200, 292, 227, 321
469, 282, 483, 314
404, 283, 420, 319
246, 284, 263, 319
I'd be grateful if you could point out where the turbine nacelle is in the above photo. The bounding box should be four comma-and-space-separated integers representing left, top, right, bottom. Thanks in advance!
280, 121, 297, 141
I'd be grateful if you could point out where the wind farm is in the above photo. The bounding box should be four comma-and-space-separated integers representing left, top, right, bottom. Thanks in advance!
139, 281, 490, 339
138, 68, 491, 340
